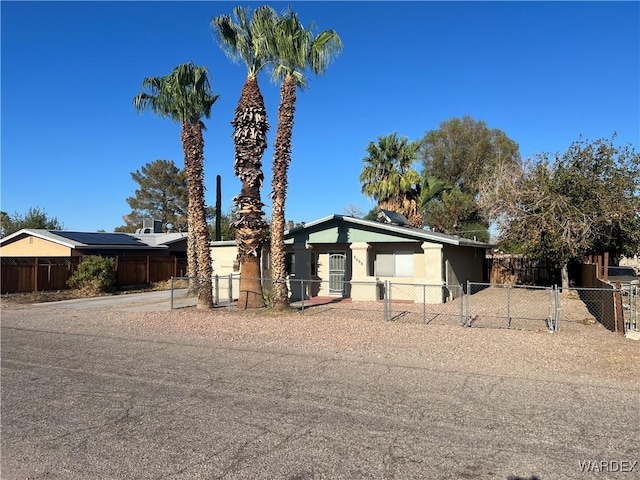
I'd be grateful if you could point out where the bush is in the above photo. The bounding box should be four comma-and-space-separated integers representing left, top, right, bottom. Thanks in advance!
67, 256, 116, 294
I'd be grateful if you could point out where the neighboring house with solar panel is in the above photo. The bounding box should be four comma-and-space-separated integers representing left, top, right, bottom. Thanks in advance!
0, 229, 188, 257
0, 228, 189, 293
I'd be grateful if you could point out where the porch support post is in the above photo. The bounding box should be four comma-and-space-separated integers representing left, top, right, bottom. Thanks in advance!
350, 242, 370, 281
421, 241, 444, 284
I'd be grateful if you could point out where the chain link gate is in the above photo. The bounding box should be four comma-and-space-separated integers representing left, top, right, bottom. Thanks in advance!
623, 285, 639, 333
383, 282, 464, 325
465, 282, 556, 331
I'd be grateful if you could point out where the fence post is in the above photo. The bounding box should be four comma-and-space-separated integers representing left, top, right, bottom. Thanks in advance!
214, 275, 219, 306
459, 284, 464, 326
383, 280, 389, 321
33, 257, 38, 292
170, 276, 174, 310
554, 285, 560, 331
507, 285, 512, 328
228, 274, 233, 309
423, 284, 426, 323
547, 287, 553, 331
300, 280, 305, 310
465, 281, 471, 326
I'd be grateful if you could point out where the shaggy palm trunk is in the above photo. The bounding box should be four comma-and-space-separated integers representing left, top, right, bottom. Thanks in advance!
402, 197, 424, 228
270, 76, 297, 309
187, 230, 198, 294
182, 121, 213, 310
232, 77, 269, 308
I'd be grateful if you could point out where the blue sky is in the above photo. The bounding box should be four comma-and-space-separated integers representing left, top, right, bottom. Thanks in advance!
2, 1, 639, 232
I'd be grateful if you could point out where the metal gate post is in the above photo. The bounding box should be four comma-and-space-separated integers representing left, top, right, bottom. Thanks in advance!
555, 285, 561, 331
385, 280, 390, 321
214, 275, 219, 305
465, 281, 471, 326
228, 274, 233, 309
423, 284, 426, 323
459, 284, 464, 326
301, 279, 305, 309
507, 285, 512, 328
170, 276, 174, 310
547, 287, 553, 331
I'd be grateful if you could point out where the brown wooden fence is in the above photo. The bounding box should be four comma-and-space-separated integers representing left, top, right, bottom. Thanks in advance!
485, 254, 560, 286
1, 256, 188, 293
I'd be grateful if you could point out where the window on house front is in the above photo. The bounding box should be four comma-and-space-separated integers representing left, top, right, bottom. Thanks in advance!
285, 252, 318, 276
285, 252, 295, 276
374, 251, 414, 277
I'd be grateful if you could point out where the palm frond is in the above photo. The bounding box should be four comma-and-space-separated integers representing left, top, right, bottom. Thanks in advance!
266, 8, 343, 89
132, 62, 218, 124
212, 5, 277, 78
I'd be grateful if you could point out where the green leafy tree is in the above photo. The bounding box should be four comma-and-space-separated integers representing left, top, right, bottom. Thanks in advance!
424, 190, 489, 242
133, 62, 218, 310
359, 133, 423, 228
420, 116, 520, 238
212, 5, 278, 308
479, 134, 640, 287
0, 207, 64, 237
268, 7, 343, 309
117, 159, 188, 233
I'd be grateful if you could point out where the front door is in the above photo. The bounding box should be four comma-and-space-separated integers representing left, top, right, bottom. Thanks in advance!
328, 252, 346, 296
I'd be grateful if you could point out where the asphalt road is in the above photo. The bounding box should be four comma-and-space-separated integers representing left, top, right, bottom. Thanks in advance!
1, 308, 639, 479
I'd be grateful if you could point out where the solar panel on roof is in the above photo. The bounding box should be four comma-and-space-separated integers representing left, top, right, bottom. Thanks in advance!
378, 209, 411, 227
53, 231, 146, 246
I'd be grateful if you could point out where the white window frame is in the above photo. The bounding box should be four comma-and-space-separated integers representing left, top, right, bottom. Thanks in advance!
374, 251, 415, 277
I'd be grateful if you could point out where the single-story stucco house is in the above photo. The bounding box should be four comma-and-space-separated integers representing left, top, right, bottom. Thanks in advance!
210, 212, 491, 303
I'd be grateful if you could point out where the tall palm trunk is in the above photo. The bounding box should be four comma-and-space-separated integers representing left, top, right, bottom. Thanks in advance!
182, 121, 214, 309
187, 228, 198, 294
270, 76, 297, 309
232, 77, 269, 308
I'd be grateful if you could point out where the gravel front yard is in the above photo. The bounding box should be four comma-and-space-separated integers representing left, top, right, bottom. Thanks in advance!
3, 298, 639, 389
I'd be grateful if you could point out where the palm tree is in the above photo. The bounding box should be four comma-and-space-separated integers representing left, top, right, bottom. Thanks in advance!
212, 6, 278, 309
133, 62, 218, 310
359, 133, 423, 228
267, 9, 343, 309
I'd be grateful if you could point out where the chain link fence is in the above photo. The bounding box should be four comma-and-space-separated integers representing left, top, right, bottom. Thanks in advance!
387, 282, 464, 325
623, 285, 639, 332
169, 275, 638, 334
168, 274, 240, 309
465, 283, 556, 331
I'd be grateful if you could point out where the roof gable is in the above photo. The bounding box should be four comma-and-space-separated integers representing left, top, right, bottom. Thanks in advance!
284, 215, 491, 248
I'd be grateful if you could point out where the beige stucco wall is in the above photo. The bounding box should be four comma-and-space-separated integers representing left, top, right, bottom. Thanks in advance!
209, 244, 240, 301
0, 236, 73, 257
442, 245, 486, 287
210, 244, 239, 276
301, 241, 446, 302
